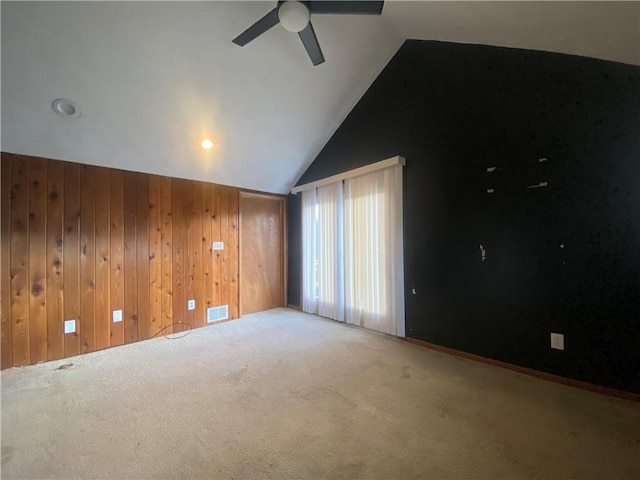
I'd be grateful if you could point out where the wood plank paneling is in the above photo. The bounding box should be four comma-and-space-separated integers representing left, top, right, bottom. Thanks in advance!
220, 187, 230, 311
211, 185, 222, 308
123, 172, 138, 344
28, 157, 48, 363
229, 189, 239, 319
182, 180, 194, 327
63, 162, 81, 358
1, 153, 261, 368
148, 175, 162, 338
239, 193, 285, 315
192, 181, 204, 328
172, 179, 184, 330
202, 184, 214, 315
109, 169, 125, 347
10, 156, 30, 366
94, 167, 111, 351
80, 166, 96, 354
160, 176, 173, 334
46, 160, 65, 361
1, 157, 12, 368
136, 173, 150, 341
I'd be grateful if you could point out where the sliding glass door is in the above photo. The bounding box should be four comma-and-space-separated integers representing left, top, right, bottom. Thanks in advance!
301, 162, 404, 336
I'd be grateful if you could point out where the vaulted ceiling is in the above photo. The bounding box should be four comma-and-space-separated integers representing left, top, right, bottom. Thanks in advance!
2, 1, 638, 194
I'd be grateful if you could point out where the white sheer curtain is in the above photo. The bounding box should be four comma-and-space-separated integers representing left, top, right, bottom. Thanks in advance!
344, 165, 404, 335
316, 182, 344, 321
301, 188, 317, 313
301, 162, 404, 336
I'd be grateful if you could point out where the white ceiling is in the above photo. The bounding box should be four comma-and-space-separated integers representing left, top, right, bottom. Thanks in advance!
2, 1, 638, 194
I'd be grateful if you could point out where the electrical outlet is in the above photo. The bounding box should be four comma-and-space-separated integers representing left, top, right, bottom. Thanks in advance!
550, 332, 564, 350
112, 310, 123, 323
212, 241, 224, 251
64, 319, 76, 334
188, 299, 196, 311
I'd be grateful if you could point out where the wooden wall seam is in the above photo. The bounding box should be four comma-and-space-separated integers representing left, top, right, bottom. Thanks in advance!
160, 176, 173, 334
192, 181, 204, 328
109, 169, 125, 347
123, 171, 138, 344
202, 184, 214, 320
136, 173, 150, 342
148, 175, 162, 339
171, 178, 184, 330
94, 167, 111, 351
1, 158, 13, 368
29, 157, 48, 363
1, 153, 243, 368
10, 156, 30, 366
46, 160, 65, 360
229, 189, 239, 320
63, 162, 81, 358
80, 165, 96, 354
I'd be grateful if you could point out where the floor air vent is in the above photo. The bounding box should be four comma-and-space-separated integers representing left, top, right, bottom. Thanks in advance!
207, 305, 229, 323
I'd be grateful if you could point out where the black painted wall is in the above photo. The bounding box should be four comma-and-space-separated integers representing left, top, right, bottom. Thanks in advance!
290, 40, 640, 393
287, 193, 302, 307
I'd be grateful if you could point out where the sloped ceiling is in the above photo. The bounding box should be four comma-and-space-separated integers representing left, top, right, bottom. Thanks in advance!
2, 1, 638, 194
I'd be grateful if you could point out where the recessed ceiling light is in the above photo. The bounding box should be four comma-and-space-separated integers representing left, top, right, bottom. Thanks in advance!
52, 98, 81, 119
201, 139, 213, 149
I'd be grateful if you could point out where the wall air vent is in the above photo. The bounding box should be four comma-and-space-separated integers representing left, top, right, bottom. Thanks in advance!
207, 305, 229, 323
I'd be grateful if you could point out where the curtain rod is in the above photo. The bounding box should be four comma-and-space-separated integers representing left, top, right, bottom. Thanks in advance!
291, 155, 405, 194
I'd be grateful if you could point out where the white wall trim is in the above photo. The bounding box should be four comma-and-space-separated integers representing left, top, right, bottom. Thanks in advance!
291, 155, 405, 194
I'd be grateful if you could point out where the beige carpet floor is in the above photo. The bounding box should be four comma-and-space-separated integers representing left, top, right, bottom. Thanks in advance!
1, 308, 639, 479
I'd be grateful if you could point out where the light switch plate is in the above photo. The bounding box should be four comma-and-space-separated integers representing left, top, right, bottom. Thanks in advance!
550, 332, 564, 350
188, 299, 196, 311
212, 241, 224, 251
113, 310, 123, 323
64, 319, 76, 334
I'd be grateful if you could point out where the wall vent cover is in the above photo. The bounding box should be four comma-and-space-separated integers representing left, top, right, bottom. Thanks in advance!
207, 305, 229, 323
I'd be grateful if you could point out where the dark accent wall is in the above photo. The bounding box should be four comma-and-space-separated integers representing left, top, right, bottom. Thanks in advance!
291, 40, 640, 393
287, 194, 302, 307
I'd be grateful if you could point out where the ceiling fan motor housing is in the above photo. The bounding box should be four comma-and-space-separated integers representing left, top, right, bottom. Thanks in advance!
278, 1, 310, 33
232, 1, 384, 66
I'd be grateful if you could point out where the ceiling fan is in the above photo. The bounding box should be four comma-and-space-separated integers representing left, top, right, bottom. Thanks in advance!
232, 1, 384, 66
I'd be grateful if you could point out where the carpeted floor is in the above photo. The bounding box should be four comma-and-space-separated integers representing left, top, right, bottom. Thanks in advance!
1, 308, 639, 479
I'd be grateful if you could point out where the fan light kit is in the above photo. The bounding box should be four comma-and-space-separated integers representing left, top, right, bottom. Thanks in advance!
278, 1, 310, 32
232, 1, 384, 66
52, 98, 81, 119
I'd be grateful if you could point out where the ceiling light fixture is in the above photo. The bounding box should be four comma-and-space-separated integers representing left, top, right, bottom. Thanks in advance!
278, 1, 310, 32
52, 98, 81, 119
201, 139, 213, 150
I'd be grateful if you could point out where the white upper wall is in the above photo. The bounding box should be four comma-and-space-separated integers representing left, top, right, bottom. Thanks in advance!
2, 1, 637, 194
385, 1, 639, 67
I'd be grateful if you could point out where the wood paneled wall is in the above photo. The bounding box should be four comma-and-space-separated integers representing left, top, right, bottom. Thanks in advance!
1, 153, 239, 368
240, 193, 285, 315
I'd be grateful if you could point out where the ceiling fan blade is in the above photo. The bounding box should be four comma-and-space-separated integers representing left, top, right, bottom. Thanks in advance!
232, 7, 280, 46
298, 21, 325, 66
308, 1, 384, 15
